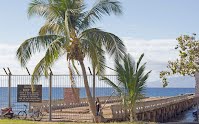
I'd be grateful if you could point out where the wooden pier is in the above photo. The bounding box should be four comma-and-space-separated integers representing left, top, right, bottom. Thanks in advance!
111, 94, 197, 122
30, 94, 197, 122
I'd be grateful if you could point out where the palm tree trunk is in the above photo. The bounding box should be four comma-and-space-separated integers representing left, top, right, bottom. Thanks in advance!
132, 104, 137, 121
93, 67, 96, 103
130, 101, 134, 122
123, 94, 128, 121
79, 60, 97, 121
130, 108, 133, 122
130, 99, 137, 122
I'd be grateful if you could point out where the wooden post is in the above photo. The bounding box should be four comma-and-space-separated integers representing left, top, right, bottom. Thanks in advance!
141, 113, 145, 120
152, 111, 156, 122
146, 112, 150, 121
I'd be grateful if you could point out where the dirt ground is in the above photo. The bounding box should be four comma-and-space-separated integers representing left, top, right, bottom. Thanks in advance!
39, 97, 165, 122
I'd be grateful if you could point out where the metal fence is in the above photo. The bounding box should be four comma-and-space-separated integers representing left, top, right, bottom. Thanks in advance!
0, 73, 121, 122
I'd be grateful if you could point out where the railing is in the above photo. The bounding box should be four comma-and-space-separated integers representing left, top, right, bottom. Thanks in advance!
136, 93, 194, 112
111, 93, 195, 119
31, 96, 121, 112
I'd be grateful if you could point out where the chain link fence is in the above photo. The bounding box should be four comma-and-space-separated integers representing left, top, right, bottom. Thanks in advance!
0, 74, 121, 122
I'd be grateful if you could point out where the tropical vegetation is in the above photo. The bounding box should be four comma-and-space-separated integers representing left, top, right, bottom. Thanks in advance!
16, 0, 126, 122
160, 34, 199, 87
159, 34, 199, 121
102, 53, 151, 121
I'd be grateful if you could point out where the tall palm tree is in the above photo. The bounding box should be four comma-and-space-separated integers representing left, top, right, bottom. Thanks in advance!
102, 53, 151, 121
16, 0, 125, 121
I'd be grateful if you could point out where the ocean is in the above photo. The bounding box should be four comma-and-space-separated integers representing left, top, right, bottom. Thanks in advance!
0, 87, 195, 108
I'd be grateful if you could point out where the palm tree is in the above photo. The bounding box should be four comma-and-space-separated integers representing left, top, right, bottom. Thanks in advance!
101, 53, 151, 121
16, 0, 125, 121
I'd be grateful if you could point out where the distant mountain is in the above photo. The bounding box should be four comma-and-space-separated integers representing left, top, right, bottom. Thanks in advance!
147, 76, 195, 88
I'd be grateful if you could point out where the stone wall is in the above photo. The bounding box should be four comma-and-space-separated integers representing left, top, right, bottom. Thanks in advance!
111, 94, 195, 122
64, 88, 80, 104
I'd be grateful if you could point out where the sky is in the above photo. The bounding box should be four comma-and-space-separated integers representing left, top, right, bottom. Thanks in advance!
0, 0, 199, 87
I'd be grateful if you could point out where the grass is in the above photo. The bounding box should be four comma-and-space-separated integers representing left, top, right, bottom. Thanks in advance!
0, 119, 155, 124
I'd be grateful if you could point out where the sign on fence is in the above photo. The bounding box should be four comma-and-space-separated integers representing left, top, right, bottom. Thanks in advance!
17, 85, 42, 103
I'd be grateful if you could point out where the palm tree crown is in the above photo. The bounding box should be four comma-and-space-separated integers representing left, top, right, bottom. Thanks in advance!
17, 0, 125, 79
16, 0, 126, 121
102, 53, 151, 121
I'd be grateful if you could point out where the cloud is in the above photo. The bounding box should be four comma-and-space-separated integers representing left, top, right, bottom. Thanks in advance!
0, 38, 194, 87
121, 38, 178, 80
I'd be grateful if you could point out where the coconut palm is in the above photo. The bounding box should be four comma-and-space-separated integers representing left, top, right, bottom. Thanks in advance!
101, 53, 151, 121
16, 0, 125, 121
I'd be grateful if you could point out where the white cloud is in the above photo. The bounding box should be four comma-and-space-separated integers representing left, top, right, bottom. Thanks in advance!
122, 38, 178, 80
0, 38, 195, 87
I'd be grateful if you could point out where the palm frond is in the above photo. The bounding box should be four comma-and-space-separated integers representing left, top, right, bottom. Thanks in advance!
89, 46, 106, 75
39, 22, 65, 35
43, 37, 65, 66
101, 76, 122, 94
80, 0, 122, 29
31, 57, 47, 86
28, 0, 73, 22
136, 63, 146, 80
28, 0, 50, 18
80, 28, 126, 61
95, 47, 106, 75
31, 37, 65, 85
16, 35, 61, 67
115, 60, 128, 90
136, 70, 151, 98
123, 54, 135, 83
81, 38, 105, 75
136, 53, 144, 73
103, 53, 150, 108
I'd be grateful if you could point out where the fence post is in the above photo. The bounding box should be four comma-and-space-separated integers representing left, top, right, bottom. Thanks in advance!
8, 72, 11, 108
49, 71, 53, 121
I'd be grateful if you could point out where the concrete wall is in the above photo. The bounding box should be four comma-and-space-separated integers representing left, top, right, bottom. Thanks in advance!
111, 94, 196, 122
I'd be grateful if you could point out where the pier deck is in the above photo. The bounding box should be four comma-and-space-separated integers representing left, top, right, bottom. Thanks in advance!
32, 94, 196, 122
112, 93, 196, 122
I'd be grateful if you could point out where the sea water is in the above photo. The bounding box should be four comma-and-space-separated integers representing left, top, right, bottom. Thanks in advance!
0, 87, 195, 106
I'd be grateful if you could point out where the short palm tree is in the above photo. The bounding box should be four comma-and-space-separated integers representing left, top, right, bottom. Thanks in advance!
16, 0, 126, 121
102, 53, 151, 121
